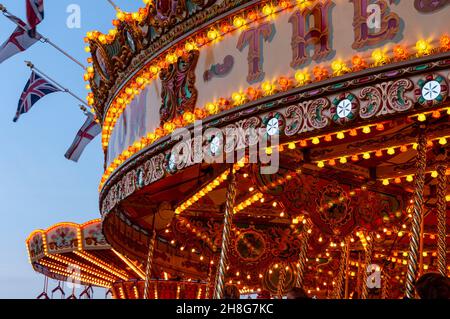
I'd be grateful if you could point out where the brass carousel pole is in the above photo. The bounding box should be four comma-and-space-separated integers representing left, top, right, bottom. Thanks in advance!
436, 161, 448, 277
277, 263, 287, 299
333, 238, 350, 299
361, 233, 374, 299
205, 260, 215, 299
143, 214, 157, 299
405, 126, 427, 299
419, 213, 425, 277
344, 245, 351, 299
355, 253, 362, 298
213, 167, 237, 299
381, 269, 391, 299
294, 219, 313, 288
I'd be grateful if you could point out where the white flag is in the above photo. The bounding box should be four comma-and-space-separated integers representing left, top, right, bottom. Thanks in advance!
0, 13, 39, 64
65, 114, 101, 162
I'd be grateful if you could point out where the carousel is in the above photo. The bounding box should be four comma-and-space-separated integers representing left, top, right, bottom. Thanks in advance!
26, 0, 450, 299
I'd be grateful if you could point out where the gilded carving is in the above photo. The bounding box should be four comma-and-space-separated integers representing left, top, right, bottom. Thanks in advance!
359, 79, 414, 118
160, 50, 199, 124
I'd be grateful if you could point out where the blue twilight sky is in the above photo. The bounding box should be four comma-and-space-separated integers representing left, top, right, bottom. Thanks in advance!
0, 0, 143, 299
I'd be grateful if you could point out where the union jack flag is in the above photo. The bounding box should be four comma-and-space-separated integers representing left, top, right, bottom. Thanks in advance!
0, 12, 39, 64
14, 71, 60, 122
65, 113, 101, 162
26, 0, 44, 30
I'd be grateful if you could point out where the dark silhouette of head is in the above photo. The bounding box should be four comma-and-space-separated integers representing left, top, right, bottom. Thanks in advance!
223, 285, 240, 299
415, 273, 450, 299
287, 287, 310, 299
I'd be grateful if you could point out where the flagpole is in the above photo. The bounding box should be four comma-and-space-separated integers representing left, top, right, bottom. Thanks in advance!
106, 0, 121, 11
0, 4, 86, 70
39, 37, 85, 70
25, 61, 89, 109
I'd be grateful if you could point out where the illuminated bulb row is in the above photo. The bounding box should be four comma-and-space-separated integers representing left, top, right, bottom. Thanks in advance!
75, 251, 130, 279
382, 227, 450, 240
39, 259, 112, 288
234, 169, 300, 214
233, 192, 264, 214
76, 228, 83, 251
316, 134, 450, 169
414, 108, 450, 122
173, 218, 216, 252
175, 160, 246, 215
387, 256, 431, 268
101, 69, 158, 148
299, 124, 379, 157
74, 251, 129, 280
176, 285, 181, 299
119, 287, 125, 299
371, 37, 444, 66
350, 261, 361, 268
76, 250, 129, 277
316, 143, 405, 168
380, 168, 450, 186
111, 249, 146, 280
46, 254, 117, 282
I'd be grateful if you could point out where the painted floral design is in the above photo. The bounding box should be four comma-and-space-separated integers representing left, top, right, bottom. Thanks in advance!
29, 234, 44, 258
85, 224, 107, 247
49, 227, 77, 251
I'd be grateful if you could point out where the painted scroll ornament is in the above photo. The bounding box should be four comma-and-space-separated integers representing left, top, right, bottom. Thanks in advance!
203, 55, 234, 82
312, 182, 356, 237
353, 191, 401, 232
278, 175, 317, 215
234, 230, 266, 262
414, 0, 450, 13
359, 79, 414, 118
262, 263, 296, 295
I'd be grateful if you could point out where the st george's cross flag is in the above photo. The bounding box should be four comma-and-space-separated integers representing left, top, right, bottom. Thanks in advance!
26, 0, 45, 30
65, 113, 101, 162
14, 71, 60, 122
0, 12, 39, 64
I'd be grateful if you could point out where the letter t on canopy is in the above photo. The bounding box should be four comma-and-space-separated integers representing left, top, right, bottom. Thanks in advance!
237, 22, 275, 84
